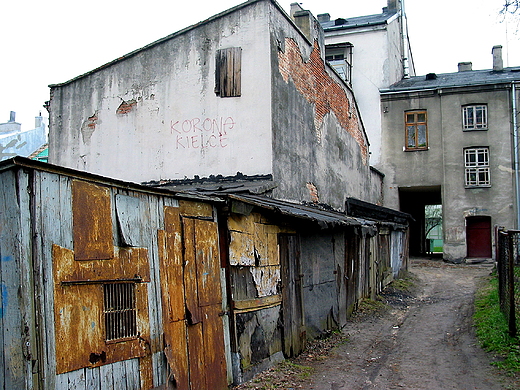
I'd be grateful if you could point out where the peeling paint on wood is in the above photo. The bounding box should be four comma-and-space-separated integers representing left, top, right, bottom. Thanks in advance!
250, 266, 280, 297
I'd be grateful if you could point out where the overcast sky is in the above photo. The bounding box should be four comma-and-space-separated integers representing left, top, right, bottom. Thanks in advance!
1, 0, 518, 131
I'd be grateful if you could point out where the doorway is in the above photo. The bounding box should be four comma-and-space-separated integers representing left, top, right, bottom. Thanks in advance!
466, 216, 492, 258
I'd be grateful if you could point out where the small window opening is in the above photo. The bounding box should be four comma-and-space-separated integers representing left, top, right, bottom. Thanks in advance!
104, 283, 138, 342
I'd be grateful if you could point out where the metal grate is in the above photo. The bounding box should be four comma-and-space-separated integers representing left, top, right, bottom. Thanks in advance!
103, 283, 138, 341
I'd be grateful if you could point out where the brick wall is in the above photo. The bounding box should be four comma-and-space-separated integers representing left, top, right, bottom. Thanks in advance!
278, 39, 368, 164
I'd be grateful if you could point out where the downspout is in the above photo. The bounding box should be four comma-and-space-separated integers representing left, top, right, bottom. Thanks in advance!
400, 0, 410, 78
512, 82, 520, 228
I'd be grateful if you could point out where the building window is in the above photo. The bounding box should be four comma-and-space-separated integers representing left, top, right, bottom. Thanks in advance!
463, 105, 487, 130
104, 283, 138, 342
405, 110, 428, 150
464, 147, 490, 187
325, 43, 353, 84
215, 47, 242, 97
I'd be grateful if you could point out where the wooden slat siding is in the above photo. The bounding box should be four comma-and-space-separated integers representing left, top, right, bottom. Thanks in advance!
12, 169, 34, 388
140, 193, 164, 389
279, 234, 305, 358
86, 366, 101, 389
0, 171, 9, 389
115, 194, 142, 247
100, 363, 115, 389
0, 170, 23, 389
38, 171, 70, 388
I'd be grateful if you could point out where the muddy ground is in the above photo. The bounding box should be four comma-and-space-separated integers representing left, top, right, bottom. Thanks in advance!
234, 258, 519, 390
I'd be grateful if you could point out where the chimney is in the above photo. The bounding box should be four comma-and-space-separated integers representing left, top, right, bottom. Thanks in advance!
9, 111, 16, 122
492, 45, 503, 72
317, 13, 330, 23
290, 2, 304, 18
458, 62, 472, 72
293, 10, 313, 41
386, 0, 399, 13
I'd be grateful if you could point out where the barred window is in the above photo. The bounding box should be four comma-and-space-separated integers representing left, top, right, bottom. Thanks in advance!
104, 283, 138, 342
464, 147, 490, 187
463, 105, 487, 130
405, 110, 428, 150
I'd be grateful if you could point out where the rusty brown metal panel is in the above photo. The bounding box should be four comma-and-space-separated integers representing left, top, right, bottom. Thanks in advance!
194, 219, 222, 307
187, 323, 206, 390
183, 218, 202, 324
72, 180, 114, 260
158, 229, 185, 323
53, 244, 151, 375
179, 200, 213, 219
163, 320, 190, 390
139, 355, 154, 390
201, 305, 228, 389
55, 246, 150, 283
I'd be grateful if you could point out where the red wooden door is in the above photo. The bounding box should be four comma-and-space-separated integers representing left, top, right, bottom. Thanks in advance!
466, 216, 492, 258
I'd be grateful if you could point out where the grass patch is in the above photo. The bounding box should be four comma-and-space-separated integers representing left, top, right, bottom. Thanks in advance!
390, 271, 418, 293
474, 274, 520, 374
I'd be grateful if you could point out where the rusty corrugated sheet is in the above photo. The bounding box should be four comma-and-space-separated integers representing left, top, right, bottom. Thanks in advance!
72, 180, 114, 260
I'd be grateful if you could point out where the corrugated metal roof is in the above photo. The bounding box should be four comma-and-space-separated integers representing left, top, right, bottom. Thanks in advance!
228, 193, 373, 229
382, 67, 520, 93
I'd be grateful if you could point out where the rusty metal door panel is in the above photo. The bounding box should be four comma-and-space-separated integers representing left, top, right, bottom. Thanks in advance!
187, 323, 206, 390
164, 320, 190, 390
279, 234, 305, 357
183, 218, 202, 324
200, 304, 228, 389
53, 244, 151, 375
194, 219, 222, 307
72, 180, 114, 260
158, 229, 185, 323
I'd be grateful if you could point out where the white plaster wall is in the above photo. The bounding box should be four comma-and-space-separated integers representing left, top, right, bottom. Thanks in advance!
50, 2, 273, 183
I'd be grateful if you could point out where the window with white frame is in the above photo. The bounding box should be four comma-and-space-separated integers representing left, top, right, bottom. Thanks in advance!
464, 147, 490, 187
463, 104, 487, 130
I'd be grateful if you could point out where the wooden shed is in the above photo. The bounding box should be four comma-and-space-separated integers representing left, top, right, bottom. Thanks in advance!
0, 157, 230, 389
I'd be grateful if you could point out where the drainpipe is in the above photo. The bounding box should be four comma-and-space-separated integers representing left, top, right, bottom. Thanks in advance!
513, 82, 520, 228
400, 0, 410, 78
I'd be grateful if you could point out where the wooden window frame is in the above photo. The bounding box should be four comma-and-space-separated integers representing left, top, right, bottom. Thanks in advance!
464, 147, 490, 187
404, 110, 428, 151
463, 104, 488, 130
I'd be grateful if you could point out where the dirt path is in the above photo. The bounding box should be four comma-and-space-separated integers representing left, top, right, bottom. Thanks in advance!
235, 259, 517, 389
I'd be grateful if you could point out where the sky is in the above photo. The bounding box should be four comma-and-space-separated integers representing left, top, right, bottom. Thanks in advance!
1, 0, 518, 132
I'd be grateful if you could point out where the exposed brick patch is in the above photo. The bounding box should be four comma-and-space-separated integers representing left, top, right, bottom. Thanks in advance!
87, 114, 98, 129
116, 99, 137, 115
306, 182, 319, 203
278, 39, 368, 164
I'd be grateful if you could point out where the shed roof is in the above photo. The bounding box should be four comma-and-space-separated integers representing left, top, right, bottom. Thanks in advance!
0, 157, 223, 204
382, 67, 520, 93
228, 193, 372, 229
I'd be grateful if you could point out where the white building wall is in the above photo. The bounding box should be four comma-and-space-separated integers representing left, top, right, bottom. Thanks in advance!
49, 2, 273, 183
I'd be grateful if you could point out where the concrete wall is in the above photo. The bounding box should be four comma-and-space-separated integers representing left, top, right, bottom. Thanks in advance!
271, 13, 373, 209
381, 85, 516, 261
49, 1, 273, 183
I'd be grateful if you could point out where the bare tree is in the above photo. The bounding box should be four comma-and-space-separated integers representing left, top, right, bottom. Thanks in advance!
501, 1, 520, 16
425, 205, 442, 238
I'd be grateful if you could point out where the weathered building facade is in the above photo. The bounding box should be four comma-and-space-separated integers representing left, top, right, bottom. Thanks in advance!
317, 0, 415, 166
0, 157, 408, 389
47, 0, 382, 210
380, 47, 519, 262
